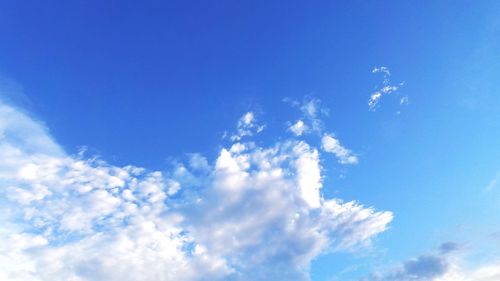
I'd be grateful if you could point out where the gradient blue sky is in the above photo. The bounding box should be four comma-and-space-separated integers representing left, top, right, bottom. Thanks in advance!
1, 1, 500, 280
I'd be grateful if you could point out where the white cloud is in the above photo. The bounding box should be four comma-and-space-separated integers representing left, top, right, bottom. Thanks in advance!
285, 99, 359, 165
230, 112, 265, 141
289, 120, 308, 136
372, 66, 391, 77
183, 141, 391, 279
467, 263, 500, 281
187, 153, 210, 172
0, 100, 392, 281
301, 99, 319, 118
285, 98, 328, 136
321, 134, 358, 165
400, 96, 409, 105
368, 92, 383, 110
369, 67, 405, 111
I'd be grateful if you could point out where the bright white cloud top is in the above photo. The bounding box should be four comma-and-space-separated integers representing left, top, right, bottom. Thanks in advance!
0, 100, 393, 281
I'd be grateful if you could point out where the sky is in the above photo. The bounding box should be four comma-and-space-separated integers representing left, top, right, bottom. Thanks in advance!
0, 1, 500, 281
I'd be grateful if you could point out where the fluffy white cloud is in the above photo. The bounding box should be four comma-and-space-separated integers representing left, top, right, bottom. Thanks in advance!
289, 120, 308, 136
0, 100, 392, 281
183, 141, 392, 280
321, 134, 358, 165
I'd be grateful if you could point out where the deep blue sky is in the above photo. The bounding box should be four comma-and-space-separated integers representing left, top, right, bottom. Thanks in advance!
1, 1, 496, 167
1, 1, 499, 280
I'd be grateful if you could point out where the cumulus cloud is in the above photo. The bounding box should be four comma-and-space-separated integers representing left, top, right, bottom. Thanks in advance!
0, 99, 392, 281
369, 67, 405, 111
183, 141, 392, 280
289, 120, 308, 136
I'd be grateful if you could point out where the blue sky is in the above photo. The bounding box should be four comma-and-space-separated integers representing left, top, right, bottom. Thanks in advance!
0, 1, 499, 280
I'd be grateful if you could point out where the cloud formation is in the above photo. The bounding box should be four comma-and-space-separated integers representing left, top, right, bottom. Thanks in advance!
286, 98, 327, 136
371, 254, 450, 281
289, 120, 308, 136
363, 242, 500, 281
286, 98, 358, 165
321, 134, 358, 165
368, 67, 406, 111
230, 112, 265, 141
0, 100, 392, 281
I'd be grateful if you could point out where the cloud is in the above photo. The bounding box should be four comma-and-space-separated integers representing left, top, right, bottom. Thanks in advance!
362, 249, 452, 281
400, 96, 409, 105
403, 255, 450, 279
484, 171, 500, 192
362, 242, 500, 281
183, 141, 392, 280
230, 112, 265, 141
468, 263, 500, 281
0, 99, 392, 281
368, 67, 405, 111
321, 134, 358, 165
439, 242, 461, 254
285, 98, 358, 165
285, 97, 328, 135
289, 120, 308, 136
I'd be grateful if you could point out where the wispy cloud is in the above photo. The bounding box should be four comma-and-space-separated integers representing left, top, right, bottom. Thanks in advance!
230, 111, 265, 141
369, 67, 406, 111
484, 171, 500, 192
321, 134, 358, 165
285, 97, 358, 165
285, 97, 327, 136
0, 99, 392, 281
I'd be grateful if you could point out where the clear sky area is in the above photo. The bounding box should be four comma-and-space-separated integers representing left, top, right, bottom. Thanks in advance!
0, 1, 499, 280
